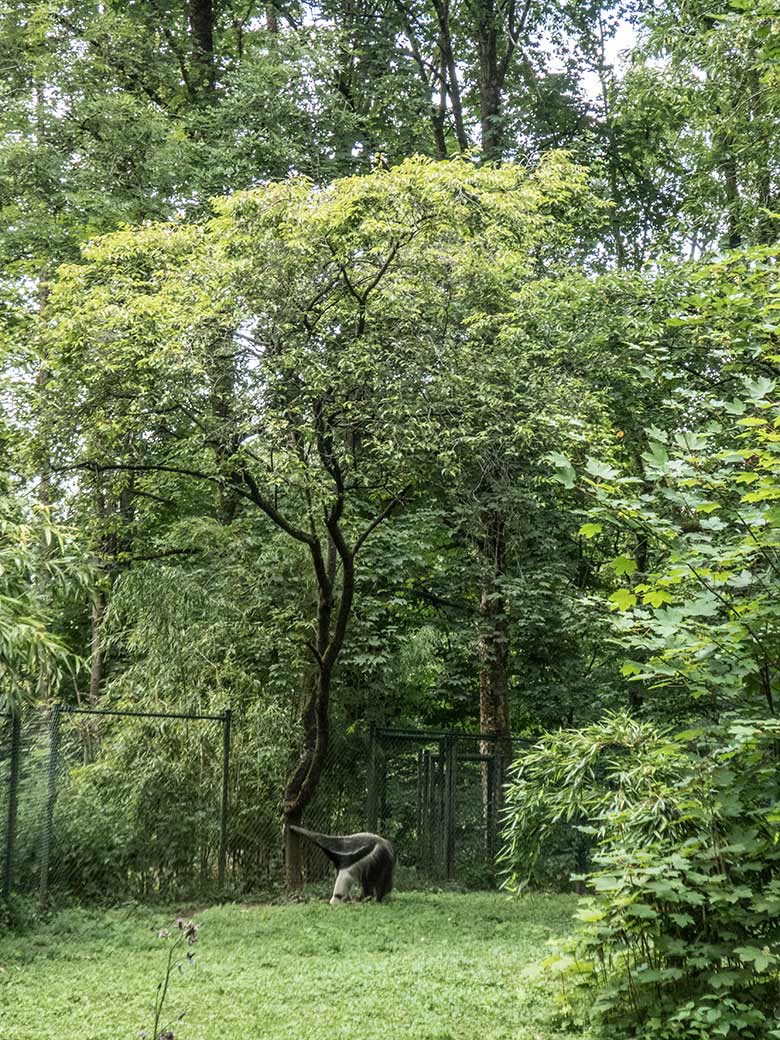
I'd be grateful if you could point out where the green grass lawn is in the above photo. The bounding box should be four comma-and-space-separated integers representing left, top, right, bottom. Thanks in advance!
0, 891, 580, 1040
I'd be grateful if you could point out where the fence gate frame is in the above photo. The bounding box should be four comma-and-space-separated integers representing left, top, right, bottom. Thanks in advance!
366, 725, 527, 884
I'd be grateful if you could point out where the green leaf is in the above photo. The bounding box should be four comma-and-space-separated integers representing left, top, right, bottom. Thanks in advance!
734, 946, 776, 972
591, 875, 622, 892
584, 457, 618, 481
643, 589, 674, 608
612, 555, 638, 577
668, 912, 695, 927
609, 589, 637, 611
579, 523, 603, 539
544, 452, 576, 489
626, 903, 657, 919
722, 398, 747, 415
644, 425, 668, 444
742, 376, 775, 400
642, 441, 670, 473
620, 660, 643, 677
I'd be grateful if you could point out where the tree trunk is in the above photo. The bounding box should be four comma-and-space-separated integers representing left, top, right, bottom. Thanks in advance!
760, 657, 775, 716
432, 60, 448, 160
35, 218, 52, 700
605, 130, 626, 267
283, 533, 354, 890
283, 660, 334, 890
478, 511, 511, 827
395, 1, 449, 159
476, 0, 503, 163
208, 337, 241, 524
432, 0, 469, 152
88, 591, 106, 704
87, 469, 134, 706
720, 134, 742, 250
750, 67, 774, 245
188, 0, 216, 93
715, 78, 742, 249
284, 806, 304, 890
478, 588, 510, 745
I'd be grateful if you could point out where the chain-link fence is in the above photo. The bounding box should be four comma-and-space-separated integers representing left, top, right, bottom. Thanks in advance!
367, 728, 530, 889
1, 709, 53, 904
1, 706, 230, 907
293, 728, 373, 886
2, 708, 546, 909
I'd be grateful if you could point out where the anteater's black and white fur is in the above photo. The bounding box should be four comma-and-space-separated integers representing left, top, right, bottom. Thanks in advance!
289, 825, 395, 904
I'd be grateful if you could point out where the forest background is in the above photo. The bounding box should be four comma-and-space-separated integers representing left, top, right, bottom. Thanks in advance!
3, 1, 780, 1036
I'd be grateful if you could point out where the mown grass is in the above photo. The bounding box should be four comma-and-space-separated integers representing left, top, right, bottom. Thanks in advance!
0, 891, 580, 1040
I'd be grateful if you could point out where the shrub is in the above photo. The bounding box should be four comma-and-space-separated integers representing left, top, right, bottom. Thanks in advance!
502, 714, 780, 1039
501, 713, 682, 890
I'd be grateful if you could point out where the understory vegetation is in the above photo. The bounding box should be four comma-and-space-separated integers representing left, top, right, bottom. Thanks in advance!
503, 715, 780, 1039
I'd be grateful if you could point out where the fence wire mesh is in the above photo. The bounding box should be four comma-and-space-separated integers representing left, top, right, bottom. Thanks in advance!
2, 708, 542, 909
1, 710, 52, 903
293, 729, 371, 886
49, 709, 228, 904
0, 712, 12, 894
368, 728, 528, 888
2, 707, 231, 907
226, 712, 283, 893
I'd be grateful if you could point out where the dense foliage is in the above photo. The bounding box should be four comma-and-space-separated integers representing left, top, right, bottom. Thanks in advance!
2, 0, 780, 1035
0, 497, 86, 711
503, 247, 780, 1034
504, 715, 780, 1039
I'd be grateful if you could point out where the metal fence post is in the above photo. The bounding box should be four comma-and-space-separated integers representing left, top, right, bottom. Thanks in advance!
445, 735, 457, 881
485, 754, 495, 861
435, 748, 444, 878
366, 724, 378, 832
415, 747, 423, 867
39, 704, 61, 908
3, 712, 21, 900
218, 708, 232, 890
422, 748, 432, 875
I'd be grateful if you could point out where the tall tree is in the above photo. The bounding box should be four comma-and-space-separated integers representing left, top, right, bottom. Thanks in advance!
39, 155, 592, 884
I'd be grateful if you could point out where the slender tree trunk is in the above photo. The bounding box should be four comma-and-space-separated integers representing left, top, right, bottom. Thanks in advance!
283, 533, 354, 890
89, 476, 109, 703
606, 140, 626, 267
284, 664, 336, 883
209, 337, 241, 524
283, 659, 335, 889
478, 594, 510, 745
432, 55, 448, 160
35, 363, 52, 702
750, 68, 774, 245
87, 473, 135, 706
720, 133, 742, 250
188, 0, 216, 93
395, 1, 449, 158
88, 591, 106, 704
760, 658, 775, 716
476, 0, 503, 162
478, 511, 511, 826
594, 20, 627, 268
34, 77, 53, 701
432, 0, 469, 152
715, 77, 742, 249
